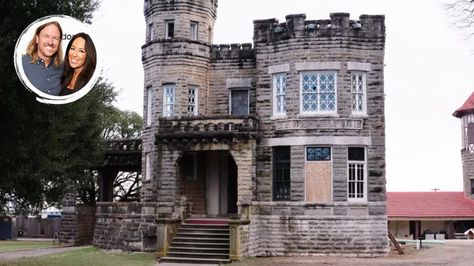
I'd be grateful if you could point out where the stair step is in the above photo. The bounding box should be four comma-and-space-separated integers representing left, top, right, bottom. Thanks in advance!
167, 251, 229, 259
180, 227, 229, 232
170, 246, 229, 252
160, 256, 231, 264
172, 241, 229, 248
177, 232, 230, 237
173, 236, 229, 243
182, 223, 229, 228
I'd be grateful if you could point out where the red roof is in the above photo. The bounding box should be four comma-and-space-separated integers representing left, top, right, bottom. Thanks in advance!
453, 91, 474, 117
387, 192, 474, 219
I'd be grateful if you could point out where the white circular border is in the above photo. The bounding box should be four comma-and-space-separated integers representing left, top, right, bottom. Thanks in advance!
14, 15, 102, 105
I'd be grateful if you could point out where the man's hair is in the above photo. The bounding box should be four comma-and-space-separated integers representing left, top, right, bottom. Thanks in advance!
26, 21, 63, 67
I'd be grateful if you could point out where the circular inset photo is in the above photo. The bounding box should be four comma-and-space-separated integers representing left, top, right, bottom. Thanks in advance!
14, 15, 101, 104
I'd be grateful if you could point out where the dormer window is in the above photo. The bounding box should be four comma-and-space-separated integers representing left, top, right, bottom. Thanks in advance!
165, 20, 174, 39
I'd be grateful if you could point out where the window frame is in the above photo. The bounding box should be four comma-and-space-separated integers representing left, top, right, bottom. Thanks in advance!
228, 88, 250, 116
347, 147, 367, 202
299, 71, 337, 115
187, 86, 198, 116
145, 153, 152, 180
273, 146, 291, 201
146, 86, 154, 126
148, 23, 154, 42
272, 73, 287, 117
183, 152, 198, 181
190, 21, 198, 41
163, 84, 175, 117
165, 20, 174, 39
351, 71, 367, 115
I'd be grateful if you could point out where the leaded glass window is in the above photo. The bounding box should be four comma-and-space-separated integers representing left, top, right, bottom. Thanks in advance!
273, 146, 290, 201
163, 85, 175, 117
351, 72, 366, 114
273, 74, 286, 115
301, 72, 336, 113
306, 147, 331, 161
348, 147, 366, 201
187, 87, 198, 116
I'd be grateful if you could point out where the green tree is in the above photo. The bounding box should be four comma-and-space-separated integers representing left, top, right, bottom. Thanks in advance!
0, 0, 114, 215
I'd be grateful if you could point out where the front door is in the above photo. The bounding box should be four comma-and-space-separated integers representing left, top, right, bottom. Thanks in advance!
206, 151, 237, 216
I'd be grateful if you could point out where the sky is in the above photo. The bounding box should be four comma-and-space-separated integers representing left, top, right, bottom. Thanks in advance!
92, 0, 474, 192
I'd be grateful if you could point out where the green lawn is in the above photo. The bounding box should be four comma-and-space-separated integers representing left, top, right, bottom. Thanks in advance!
0, 240, 55, 252
0, 246, 156, 266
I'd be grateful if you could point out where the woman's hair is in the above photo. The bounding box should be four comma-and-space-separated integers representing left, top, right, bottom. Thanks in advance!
26, 21, 63, 67
61, 32, 97, 90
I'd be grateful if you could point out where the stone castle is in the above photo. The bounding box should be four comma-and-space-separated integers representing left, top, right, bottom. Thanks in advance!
91, 0, 388, 260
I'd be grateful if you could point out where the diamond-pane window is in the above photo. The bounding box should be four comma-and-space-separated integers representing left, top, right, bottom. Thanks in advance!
351, 72, 366, 114
301, 72, 336, 113
163, 85, 175, 117
273, 74, 287, 115
306, 147, 331, 161
187, 87, 198, 116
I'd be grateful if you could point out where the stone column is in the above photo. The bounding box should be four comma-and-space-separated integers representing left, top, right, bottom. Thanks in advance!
155, 218, 181, 257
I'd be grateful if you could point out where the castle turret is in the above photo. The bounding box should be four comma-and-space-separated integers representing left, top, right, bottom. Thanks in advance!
141, 0, 218, 202
453, 91, 474, 199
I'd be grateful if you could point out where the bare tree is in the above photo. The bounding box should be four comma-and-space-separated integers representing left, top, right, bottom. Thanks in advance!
446, 0, 474, 29
113, 172, 141, 202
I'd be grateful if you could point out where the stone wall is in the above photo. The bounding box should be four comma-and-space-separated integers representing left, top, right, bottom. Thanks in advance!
245, 202, 388, 257
59, 205, 96, 245
93, 202, 178, 251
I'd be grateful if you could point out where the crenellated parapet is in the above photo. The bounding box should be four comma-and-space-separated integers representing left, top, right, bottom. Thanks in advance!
144, 0, 218, 19
210, 43, 255, 61
253, 13, 385, 43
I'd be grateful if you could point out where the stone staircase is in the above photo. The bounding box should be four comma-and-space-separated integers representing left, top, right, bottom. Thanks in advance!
159, 218, 231, 264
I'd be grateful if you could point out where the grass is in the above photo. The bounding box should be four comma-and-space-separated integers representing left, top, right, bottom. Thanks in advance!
0, 240, 55, 252
0, 246, 156, 266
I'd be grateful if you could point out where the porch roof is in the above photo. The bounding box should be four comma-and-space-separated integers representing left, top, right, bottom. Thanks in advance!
387, 192, 474, 219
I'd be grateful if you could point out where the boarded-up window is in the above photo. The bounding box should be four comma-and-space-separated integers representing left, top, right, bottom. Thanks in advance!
305, 147, 332, 202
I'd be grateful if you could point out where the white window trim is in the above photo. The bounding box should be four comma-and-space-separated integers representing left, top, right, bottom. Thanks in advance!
299, 71, 337, 115
228, 88, 250, 115
188, 86, 198, 116
146, 87, 153, 126
272, 73, 287, 118
351, 71, 367, 116
347, 147, 367, 203
163, 84, 175, 117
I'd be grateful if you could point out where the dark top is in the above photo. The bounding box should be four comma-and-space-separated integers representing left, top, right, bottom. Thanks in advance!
22, 54, 63, 96
59, 86, 80, 96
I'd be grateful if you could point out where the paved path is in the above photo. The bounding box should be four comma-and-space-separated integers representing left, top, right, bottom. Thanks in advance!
0, 246, 90, 261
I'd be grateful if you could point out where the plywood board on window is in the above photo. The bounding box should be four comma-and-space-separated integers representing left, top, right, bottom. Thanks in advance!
305, 161, 332, 203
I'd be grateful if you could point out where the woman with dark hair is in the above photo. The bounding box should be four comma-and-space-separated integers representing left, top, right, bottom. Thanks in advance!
60, 32, 96, 96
